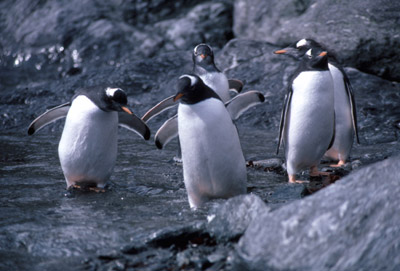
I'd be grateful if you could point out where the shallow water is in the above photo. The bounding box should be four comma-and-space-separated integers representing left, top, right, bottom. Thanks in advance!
0, 125, 289, 269
1, 121, 399, 270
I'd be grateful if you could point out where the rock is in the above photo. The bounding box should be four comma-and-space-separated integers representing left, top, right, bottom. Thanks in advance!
207, 194, 269, 242
233, 0, 400, 81
233, 155, 400, 271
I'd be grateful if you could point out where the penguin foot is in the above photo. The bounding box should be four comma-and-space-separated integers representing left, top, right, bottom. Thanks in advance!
89, 187, 106, 193
330, 160, 346, 168
309, 166, 330, 177
69, 183, 105, 192
288, 175, 309, 184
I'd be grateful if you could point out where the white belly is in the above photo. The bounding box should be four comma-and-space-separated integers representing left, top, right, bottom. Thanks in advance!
178, 99, 247, 208
324, 64, 354, 161
58, 95, 118, 188
284, 70, 334, 174
199, 72, 231, 102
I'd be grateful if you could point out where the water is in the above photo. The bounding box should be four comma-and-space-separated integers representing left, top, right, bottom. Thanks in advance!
0, 126, 286, 269
1, 122, 398, 269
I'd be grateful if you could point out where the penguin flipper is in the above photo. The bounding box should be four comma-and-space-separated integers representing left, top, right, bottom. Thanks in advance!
343, 74, 360, 144
277, 89, 292, 155
27, 102, 71, 135
155, 115, 178, 149
141, 95, 178, 123
327, 111, 336, 150
119, 112, 151, 140
225, 91, 265, 120
228, 79, 244, 94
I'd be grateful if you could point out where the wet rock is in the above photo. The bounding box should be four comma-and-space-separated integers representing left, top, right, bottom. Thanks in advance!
233, 0, 400, 81
233, 155, 400, 271
207, 194, 269, 242
247, 158, 284, 172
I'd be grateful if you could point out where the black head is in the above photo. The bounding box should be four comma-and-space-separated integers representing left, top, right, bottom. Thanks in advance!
274, 38, 326, 59
192, 44, 219, 73
75, 86, 133, 114
173, 74, 221, 105
300, 48, 329, 71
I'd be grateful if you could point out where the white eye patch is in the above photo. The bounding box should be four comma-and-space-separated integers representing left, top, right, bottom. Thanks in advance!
106, 87, 121, 97
179, 75, 198, 86
306, 49, 312, 57
296, 39, 307, 48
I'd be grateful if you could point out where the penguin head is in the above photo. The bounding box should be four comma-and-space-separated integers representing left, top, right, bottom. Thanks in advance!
302, 48, 329, 70
274, 38, 324, 59
173, 74, 220, 105
103, 87, 133, 114
192, 44, 217, 70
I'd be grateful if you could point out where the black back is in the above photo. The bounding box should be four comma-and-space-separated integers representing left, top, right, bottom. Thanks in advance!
175, 74, 221, 105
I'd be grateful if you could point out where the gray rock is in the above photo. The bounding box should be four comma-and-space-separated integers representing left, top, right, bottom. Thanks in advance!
233, 155, 400, 271
207, 194, 269, 242
233, 0, 400, 81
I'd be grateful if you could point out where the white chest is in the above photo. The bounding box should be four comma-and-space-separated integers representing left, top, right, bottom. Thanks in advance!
58, 95, 118, 187
199, 72, 230, 102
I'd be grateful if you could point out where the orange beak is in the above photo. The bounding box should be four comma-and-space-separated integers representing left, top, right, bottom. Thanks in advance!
173, 93, 184, 102
319, 51, 328, 57
200, 54, 207, 59
274, 49, 287, 54
121, 106, 133, 115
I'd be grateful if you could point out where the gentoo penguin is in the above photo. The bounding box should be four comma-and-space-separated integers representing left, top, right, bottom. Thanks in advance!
276, 48, 335, 183
275, 38, 359, 167
193, 43, 243, 102
173, 74, 247, 208
28, 86, 150, 189
154, 90, 265, 149
141, 43, 245, 123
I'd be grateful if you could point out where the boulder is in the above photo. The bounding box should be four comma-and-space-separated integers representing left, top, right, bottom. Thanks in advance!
233, 0, 400, 81
233, 155, 400, 271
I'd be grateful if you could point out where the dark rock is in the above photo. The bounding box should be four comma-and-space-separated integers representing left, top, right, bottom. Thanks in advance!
233, 155, 400, 271
207, 194, 269, 242
233, 0, 400, 81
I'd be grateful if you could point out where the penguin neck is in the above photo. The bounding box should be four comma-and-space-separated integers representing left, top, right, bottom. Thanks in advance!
179, 88, 221, 105
193, 62, 220, 75
73, 87, 110, 112
300, 58, 329, 72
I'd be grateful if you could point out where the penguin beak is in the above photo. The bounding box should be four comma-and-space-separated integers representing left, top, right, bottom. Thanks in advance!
200, 54, 207, 59
274, 49, 287, 54
173, 93, 184, 102
319, 51, 328, 57
121, 106, 133, 115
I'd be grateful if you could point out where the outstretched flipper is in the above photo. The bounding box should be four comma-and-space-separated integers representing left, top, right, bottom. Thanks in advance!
27, 102, 71, 135
225, 91, 265, 121
119, 112, 151, 140
228, 79, 244, 94
155, 115, 178, 149
141, 95, 178, 123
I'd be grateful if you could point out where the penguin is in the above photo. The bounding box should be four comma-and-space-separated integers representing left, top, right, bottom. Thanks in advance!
173, 74, 247, 208
142, 43, 245, 123
192, 43, 243, 102
276, 48, 335, 183
154, 90, 265, 149
28, 86, 150, 189
275, 38, 359, 167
